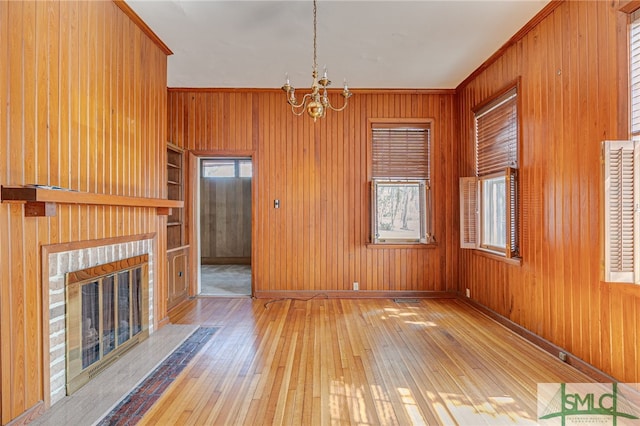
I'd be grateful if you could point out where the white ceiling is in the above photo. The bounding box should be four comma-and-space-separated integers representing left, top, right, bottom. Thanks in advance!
126, 0, 550, 89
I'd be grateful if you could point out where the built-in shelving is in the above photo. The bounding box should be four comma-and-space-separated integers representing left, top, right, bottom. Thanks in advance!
1, 186, 182, 217
167, 143, 186, 250
166, 143, 189, 310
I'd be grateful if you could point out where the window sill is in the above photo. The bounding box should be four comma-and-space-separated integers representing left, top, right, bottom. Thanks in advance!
366, 243, 437, 249
472, 249, 522, 266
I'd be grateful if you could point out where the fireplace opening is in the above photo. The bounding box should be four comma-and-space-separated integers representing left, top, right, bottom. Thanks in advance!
65, 255, 149, 394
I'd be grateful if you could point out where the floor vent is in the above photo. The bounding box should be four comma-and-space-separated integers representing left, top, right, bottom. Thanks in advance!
394, 298, 421, 303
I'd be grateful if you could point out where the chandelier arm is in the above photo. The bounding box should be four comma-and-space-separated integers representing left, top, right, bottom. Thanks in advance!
290, 107, 307, 117
325, 98, 351, 112
288, 93, 314, 109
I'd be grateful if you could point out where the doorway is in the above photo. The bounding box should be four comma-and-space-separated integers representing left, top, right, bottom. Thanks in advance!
198, 157, 252, 296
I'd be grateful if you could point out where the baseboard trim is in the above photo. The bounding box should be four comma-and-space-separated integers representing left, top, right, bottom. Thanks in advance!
253, 290, 455, 300
7, 401, 45, 426
459, 296, 620, 384
157, 316, 171, 329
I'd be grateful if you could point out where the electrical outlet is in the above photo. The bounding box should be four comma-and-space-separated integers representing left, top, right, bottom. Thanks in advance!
559, 352, 568, 362
465, 288, 470, 298
353, 282, 359, 291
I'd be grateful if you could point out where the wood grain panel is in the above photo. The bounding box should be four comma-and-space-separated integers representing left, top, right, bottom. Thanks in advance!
200, 177, 252, 262
457, 0, 640, 383
169, 90, 459, 295
0, 1, 168, 423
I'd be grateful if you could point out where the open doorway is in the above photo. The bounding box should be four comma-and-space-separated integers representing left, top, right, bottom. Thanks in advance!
199, 158, 252, 296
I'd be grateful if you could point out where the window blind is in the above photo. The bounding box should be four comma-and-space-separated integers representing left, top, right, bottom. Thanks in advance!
372, 125, 430, 179
459, 177, 478, 248
475, 88, 518, 176
631, 11, 640, 136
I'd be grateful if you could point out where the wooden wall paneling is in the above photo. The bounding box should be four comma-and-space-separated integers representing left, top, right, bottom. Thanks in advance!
0, 2, 7, 419
50, 0, 71, 222
7, 2, 25, 417
575, 0, 589, 364
584, 1, 599, 370
622, 289, 638, 382
96, 1, 106, 198
25, 0, 43, 411
171, 90, 456, 297
596, 0, 614, 372
547, 7, 561, 355
0, 198, 8, 425
1, 1, 169, 422
9, 206, 26, 418
562, 1, 578, 357
457, 0, 640, 383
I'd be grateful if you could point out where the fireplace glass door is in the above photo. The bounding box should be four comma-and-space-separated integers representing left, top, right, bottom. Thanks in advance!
66, 255, 149, 394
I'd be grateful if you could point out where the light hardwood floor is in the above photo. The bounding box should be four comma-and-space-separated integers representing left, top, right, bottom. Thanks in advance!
140, 298, 593, 425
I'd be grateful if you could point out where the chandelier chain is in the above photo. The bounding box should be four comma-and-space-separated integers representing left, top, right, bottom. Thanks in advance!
313, 0, 317, 73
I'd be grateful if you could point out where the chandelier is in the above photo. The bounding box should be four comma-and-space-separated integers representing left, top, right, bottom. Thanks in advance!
281, 0, 352, 121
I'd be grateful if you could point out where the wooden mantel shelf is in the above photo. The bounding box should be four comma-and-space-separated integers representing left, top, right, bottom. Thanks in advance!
1, 186, 183, 217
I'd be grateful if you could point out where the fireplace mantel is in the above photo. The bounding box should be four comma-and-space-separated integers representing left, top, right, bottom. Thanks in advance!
1, 185, 183, 216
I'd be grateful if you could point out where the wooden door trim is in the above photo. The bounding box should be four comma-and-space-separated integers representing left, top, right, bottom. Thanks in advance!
188, 151, 257, 297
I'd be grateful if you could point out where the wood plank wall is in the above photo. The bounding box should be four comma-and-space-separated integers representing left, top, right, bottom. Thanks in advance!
200, 177, 252, 263
168, 90, 459, 295
457, 0, 640, 383
0, 1, 168, 423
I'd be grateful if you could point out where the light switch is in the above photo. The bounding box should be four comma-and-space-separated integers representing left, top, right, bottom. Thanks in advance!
274, 199, 280, 208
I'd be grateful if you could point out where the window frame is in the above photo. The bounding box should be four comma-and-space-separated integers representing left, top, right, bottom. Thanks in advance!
479, 171, 508, 253
371, 179, 429, 244
368, 118, 434, 246
460, 82, 521, 260
478, 168, 518, 257
201, 158, 252, 179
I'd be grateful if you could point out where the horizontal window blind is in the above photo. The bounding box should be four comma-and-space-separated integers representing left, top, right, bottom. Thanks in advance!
372, 125, 430, 179
631, 11, 640, 136
475, 88, 518, 176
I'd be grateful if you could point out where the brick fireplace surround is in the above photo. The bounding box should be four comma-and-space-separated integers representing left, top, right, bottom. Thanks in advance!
42, 233, 156, 407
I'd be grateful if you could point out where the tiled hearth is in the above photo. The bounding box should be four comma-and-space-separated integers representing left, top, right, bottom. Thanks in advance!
44, 236, 154, 406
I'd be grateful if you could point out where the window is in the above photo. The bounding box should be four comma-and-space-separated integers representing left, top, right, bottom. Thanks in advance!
201, 159, 252, 178
603, 8, 640, 284
370, 122, 432, 244
460, 87, 519, 258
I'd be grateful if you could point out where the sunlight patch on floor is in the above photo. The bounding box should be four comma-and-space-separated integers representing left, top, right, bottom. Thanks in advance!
398, 387, 427, 424
330, 381, 374, 425
432, 391, 537, 425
